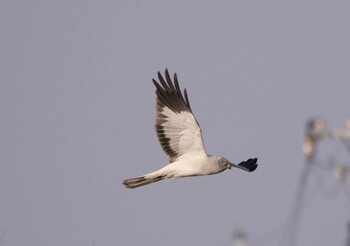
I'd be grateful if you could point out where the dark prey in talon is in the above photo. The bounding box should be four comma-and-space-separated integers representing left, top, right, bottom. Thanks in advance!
123, 69, 258, 189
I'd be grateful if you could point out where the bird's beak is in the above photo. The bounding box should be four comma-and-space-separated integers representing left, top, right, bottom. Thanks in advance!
229, 162, 237, 169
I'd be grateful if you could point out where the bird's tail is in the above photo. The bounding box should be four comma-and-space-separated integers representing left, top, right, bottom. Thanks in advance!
123, 175, 165, 189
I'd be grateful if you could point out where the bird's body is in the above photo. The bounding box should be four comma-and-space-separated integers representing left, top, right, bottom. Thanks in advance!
123, 69, 258, 189
124, 156, 225, 188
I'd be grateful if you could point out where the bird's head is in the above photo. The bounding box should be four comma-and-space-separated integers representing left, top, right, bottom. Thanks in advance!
219, 157, 232, 170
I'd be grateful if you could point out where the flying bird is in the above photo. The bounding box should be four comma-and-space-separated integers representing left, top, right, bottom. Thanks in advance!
123, 69, 258, 188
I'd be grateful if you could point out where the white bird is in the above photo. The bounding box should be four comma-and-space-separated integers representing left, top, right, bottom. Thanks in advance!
123, 69, 258, 189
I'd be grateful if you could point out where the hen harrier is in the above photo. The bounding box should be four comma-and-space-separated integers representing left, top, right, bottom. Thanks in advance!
123, 69, 258, 188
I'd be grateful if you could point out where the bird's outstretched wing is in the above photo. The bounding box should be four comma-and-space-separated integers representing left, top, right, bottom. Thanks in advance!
153, 69, 207, 162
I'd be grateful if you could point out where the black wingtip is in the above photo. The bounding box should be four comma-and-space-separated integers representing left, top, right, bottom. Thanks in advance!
238, 158, 258, 172
152, 69, 192, 114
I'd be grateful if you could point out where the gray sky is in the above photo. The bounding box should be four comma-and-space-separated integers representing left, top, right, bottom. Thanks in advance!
1, 1, 350, 245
